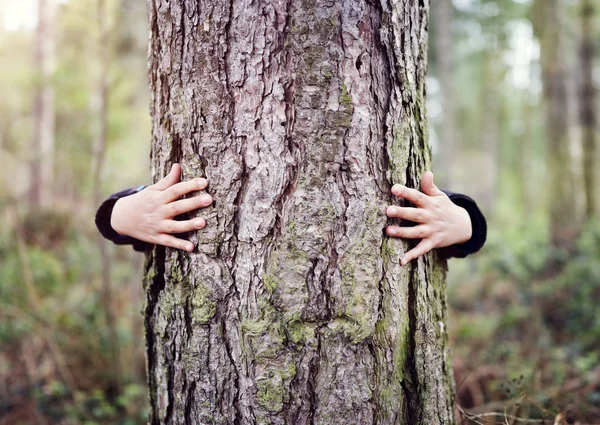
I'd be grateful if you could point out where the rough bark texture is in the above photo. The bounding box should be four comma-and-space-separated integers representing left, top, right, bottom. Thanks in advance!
533, 0, 578, 249
579, 0, 597, 220
144, 1, 454, 424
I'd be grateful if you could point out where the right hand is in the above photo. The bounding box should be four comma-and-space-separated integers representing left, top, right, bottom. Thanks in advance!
111, 163, 213, 252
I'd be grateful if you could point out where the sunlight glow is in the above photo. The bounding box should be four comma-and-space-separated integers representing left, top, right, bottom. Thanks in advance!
0, 0, 38, 31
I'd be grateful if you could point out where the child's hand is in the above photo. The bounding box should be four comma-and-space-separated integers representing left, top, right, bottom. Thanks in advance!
111, 164, 213, 252
385, 171, 472, 265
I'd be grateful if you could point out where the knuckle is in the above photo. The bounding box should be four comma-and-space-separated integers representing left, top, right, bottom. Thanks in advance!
172, 184, 184, 196
196, 196, 206, 207
170, 203, 182, 216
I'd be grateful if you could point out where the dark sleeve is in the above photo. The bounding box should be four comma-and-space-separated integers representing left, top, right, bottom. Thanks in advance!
438, 190, 487, 259
95, 185, 150, 252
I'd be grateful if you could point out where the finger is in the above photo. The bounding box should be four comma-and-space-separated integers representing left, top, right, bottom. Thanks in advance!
386, 225, 431, 239
159, 218, 206, 234
386, 206, 429, 223
157, 234, 195, 252
162, 178, 209, 203
420, 171, 444, 197
162, 194, 213, 217
401, 239, 434, 265
151, 163, 181, 191
391, 184, 430, 208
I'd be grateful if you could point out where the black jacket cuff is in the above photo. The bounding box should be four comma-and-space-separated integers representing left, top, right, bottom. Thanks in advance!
95, 185, 149, 252
439, 191, 487, 259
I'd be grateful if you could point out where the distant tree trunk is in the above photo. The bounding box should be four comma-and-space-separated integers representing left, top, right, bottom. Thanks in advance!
92, 0, 121, 393
144, 1, 455, 424
533, 0, 578, 250
30, 0, 56, 208
432, 0, 455, 188
579, 0, 597, 220
481, 50, 501, 213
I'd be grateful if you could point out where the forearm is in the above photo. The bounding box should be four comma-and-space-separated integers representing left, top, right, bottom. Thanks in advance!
95, 185, 150, 252
439, 190, 487, 258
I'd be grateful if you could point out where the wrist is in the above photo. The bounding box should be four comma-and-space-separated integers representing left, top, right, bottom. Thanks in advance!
110, 197, 128, 236
455, 206, 472, 244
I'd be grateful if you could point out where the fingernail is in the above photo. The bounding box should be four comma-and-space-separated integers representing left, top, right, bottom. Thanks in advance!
388, 206, 399, 215
200, 194, 213, 203
194, 218, 205, 228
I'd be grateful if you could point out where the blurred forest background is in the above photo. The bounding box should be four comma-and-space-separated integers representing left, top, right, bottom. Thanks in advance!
0, 0, 598, 423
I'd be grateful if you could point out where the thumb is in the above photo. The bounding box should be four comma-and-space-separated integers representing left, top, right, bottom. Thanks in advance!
151, 163, 181, 190
420, 171, 444, 196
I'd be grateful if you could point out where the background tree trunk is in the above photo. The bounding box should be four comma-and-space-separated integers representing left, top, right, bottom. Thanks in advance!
30, 0, 56, 208
431, 0, 455, 188
579, 0, 597, 220
92, 0, 122, 394
144, 1, 454, 424
533, 0, 578, 250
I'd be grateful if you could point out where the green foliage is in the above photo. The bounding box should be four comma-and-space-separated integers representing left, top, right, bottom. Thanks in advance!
449, 221, 600, 416
0, 0, 151, 422
31, 382, 151, 425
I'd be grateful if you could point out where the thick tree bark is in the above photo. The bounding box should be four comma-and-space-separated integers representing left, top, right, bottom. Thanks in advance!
533, 0, 578, 249
30, 0, 56, 208
579, 0, 597, 220
144, 1, 454, 424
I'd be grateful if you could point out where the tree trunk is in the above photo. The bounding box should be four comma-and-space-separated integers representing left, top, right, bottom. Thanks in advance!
481, 50, 500, 213
30, 0, 56, 208
92, 0, 122, 394
144, 1, 454, 424
579, 0, 597, 220
533, 0, 578, 250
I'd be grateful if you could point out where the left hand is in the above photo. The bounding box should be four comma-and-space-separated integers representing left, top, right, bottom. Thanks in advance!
385, 171, 472, 265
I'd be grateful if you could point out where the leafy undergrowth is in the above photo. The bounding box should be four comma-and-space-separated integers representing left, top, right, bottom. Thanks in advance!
2, 207, 600, 424
449, 220, 600, 424
0, 207, 148, 425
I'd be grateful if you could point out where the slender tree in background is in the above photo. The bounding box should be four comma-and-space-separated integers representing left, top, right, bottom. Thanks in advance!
481, 48, 502, 212
533, 0, 578, 250
579, 0, 597, 220
30, 0, 56, 208
432, 0, 455, 188
144, 1, 455, 424
92, 0, 122, 393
